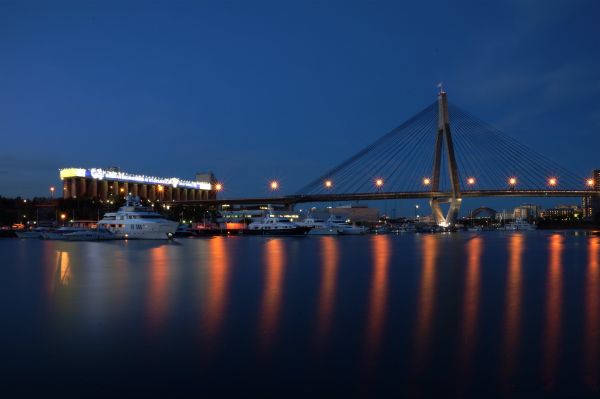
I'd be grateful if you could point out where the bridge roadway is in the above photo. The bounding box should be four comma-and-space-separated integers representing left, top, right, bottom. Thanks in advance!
174, 190, 600, 207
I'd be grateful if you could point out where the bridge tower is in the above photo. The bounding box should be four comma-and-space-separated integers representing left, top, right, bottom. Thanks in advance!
430, 89, 462, 227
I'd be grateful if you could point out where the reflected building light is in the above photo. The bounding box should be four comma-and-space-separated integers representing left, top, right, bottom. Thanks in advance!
584, 237, 600, 390
364, 235, 391, 364
542, 234, 563, 391
258, 239, 285, 351
315, 236, 339, 350
502, 233, 523, 387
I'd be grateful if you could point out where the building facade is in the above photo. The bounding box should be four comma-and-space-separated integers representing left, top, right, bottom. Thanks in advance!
583, 169, 600, 220
59, 167, 217, 201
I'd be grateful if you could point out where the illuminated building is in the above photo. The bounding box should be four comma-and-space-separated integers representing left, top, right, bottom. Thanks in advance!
513, 204, 540, 220
540, 205, 581, 219
583, 169, 600, 220
59, 167, 217, 201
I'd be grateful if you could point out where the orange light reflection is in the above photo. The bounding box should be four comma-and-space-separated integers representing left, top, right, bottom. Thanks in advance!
315, 236, 339, 349
201, 237, 230, 341
457, 236, 482, 382
542, 234, 563, 391
413, 234, 438, 371
147, 246, 170, 332
364, 235, 391, 363
258, 239, 285, 351
501, 233, 523, 387
584, 237, 600, 390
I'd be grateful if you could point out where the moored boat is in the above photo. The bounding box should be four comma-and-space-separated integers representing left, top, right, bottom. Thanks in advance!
244, 216, 311, 236
97, 196, 178, 240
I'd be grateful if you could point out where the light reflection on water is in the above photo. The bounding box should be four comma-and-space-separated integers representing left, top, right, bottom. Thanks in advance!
201, 236, 230, 341
585, 237, 600, 391
315, 236, 339, 350
1, 232, 600, 396
542, 233, 563, 391
501, 233, 523, 388
364, 235, 391, 364
413, 234, 438, 372
258, 238, 285, 352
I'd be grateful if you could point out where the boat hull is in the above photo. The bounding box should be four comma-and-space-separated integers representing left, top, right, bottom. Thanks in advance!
242, 227, 311, 236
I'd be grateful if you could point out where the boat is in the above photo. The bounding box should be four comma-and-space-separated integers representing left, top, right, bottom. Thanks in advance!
325, 216, 366, 235
298, 217, 339, 235
97, 196, 178, 240
15, 227, 51, 239
503, 218, 537, 231
244, 216, 312, 236
174, 225, 198, 238
42, 226, 89, 240
61, 228, 116, 241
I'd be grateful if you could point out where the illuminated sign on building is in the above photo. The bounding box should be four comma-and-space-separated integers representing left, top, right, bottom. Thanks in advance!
59, 167, 212, 190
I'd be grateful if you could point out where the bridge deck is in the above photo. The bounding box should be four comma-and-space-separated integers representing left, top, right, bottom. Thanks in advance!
174, 190, 600, 206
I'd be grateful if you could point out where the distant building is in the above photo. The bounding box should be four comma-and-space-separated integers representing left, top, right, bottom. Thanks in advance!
583, 169, 600, 220
513, 204, 540, 220
59, 167, 216, 201
495, 210, 515, 222
310, 204, 379, 223
541, 205, 581, 219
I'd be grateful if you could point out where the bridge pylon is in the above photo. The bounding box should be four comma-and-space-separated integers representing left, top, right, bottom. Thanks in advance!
430, 90, 462, 227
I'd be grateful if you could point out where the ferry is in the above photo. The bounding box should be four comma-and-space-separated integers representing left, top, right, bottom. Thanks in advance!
97, 196, 178, 240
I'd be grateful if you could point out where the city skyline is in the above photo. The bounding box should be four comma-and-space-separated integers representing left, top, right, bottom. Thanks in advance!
1, 1, 599, 209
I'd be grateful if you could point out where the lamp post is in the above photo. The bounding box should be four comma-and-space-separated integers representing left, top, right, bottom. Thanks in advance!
415, 204, 420, 219
50, 186, 55, 199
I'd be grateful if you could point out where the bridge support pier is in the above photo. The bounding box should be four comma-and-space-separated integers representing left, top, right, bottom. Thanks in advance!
430, 89, 462, 228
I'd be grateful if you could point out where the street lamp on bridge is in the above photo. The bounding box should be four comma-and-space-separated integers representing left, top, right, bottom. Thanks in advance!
270, 180, 279, 191
324, 179, 332, 189
548, 177, 558, 187
375, 178, 384, 188
587, 178, 595, 188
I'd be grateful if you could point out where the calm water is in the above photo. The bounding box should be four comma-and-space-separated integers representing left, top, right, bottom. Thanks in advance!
1, 232, 599, 397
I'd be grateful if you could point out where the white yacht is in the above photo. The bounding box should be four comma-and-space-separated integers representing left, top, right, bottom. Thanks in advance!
297, 217, 339, 235
326, 215, 367, 235
97, 196, 178, 240
245, 216, 312, 236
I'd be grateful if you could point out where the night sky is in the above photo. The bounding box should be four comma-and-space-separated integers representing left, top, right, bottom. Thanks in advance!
1, 1, 599, 212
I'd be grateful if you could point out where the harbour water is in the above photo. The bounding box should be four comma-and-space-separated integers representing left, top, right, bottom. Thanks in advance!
1, 232, 599, 397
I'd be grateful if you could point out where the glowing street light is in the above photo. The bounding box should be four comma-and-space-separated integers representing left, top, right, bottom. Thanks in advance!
270, 180, 279, 191
49, 186, 55, 198
119, 187, 125, 194
375, 178, 384, 188
324, 179, 332, 188
423, 177, 431, 186
157, 185, 164, 192
214, 182, 223, 192
467, 177, 476, 185
548, 177, 558, 187
587, 178, 595, 188
508, 177, 517, 187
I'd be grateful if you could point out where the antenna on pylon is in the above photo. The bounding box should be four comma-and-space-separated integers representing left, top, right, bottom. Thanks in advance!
437, 82, 444, 94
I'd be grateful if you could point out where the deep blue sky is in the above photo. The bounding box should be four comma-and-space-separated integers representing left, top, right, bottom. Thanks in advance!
1, 0, 599, 212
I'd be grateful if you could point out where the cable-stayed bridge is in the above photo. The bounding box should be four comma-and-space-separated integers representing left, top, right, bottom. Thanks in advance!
179, 90, 600, 227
